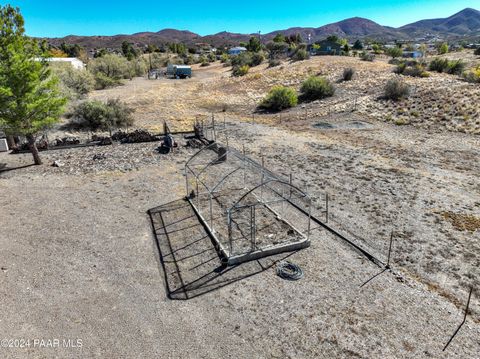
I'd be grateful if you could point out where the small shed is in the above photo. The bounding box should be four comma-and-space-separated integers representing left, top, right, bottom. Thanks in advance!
228, 46, 247, 56
402, 51, 423, 58
310, 40, 343, 56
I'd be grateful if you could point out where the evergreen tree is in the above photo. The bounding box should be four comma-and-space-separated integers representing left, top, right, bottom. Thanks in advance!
353, 40, 364, 50
247, 36, 262, 53
0, 5, 66, 165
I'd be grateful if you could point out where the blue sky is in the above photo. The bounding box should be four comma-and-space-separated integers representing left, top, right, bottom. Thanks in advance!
3, 0, 478, 37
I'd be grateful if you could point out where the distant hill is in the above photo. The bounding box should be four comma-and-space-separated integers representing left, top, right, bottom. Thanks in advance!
400, 8, 480, 37
264, 17, 405, 42
42, 8, 480, 52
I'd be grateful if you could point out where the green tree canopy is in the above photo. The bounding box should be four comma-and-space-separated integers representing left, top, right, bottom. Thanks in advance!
387, 47, 403, 58
0, 5, 66, 164
247, 36, 262, 52
353, 40, 364, 50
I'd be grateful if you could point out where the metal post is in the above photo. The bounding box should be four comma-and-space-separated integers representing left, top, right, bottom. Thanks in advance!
243, 144, 247, 189
289, 173, 293, 199
261, 155, 265, 201
250, 206, 255, 251
228, 210, 233, 255
443, 286, 474, 351
196, 179, 199, 208
185, 167, 189, 197
386, 230, 394, 268
209, 193, 213, 229
326, 192, 329, 223
212, 114, 216, 142
307, 196, 312, 239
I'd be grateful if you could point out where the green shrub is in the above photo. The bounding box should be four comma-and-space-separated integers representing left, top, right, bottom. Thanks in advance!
300, 76, 335, 101
446, 60, 466, 75
220, 53, 230, 63
437, 42, 449, 54
395, 61, 429, 77
69, 99, 134, 131
232, 65, 250, 77
343, 68, 355, 81
268, 59, 281, 67
429, 58, 465, 75
387, 47, 403, 59
384, 79, 410, 101
93, 73, 122, 90
89, 54, 131, 89
259, 86, 298, 111
52, 65, 95, 99
250, 52, 265, 66
291, 49, 309, 61
360, 52, 375, 61
231, 52, 252, 67
462, 66, 480, 83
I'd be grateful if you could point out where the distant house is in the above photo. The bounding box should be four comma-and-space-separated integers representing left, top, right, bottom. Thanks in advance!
228, 46, 247, 56
36, 57, 86, 70
402, 51, 423, 58
310, 40, 343, 56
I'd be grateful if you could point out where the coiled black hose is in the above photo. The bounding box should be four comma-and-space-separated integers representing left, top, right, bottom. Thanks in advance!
276, 261, 304, 281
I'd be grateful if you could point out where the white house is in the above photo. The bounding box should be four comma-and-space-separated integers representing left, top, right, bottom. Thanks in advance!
228, 47, 247, 56
36, 57, 85, 70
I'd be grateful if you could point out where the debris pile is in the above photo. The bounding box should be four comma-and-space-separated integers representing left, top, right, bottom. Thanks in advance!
113, 130, 160, 144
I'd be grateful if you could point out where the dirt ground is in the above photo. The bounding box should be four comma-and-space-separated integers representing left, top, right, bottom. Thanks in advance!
1, 55, 480, 358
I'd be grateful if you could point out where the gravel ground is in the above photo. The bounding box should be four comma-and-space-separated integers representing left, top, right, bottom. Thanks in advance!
1, 56, 479, 358
1, 118, 479, 358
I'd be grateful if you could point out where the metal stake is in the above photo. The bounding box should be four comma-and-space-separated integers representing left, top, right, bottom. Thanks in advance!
386, 230, 394, 268
443, 287, 474, 351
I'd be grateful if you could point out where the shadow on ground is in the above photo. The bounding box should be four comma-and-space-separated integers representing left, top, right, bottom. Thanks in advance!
148, 199, 296, 300
0, 163, 35, 175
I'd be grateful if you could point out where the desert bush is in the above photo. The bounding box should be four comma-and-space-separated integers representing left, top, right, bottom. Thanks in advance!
200, 61, 210, 67
446, 60, 466, 75
475, 47, 480, 56
437, 42, 449, 54
388, 58, 402, 65
342, 68, 355, 81
387, 47, 403, 59
89, 54, 130, 89
268, 59, 281, 67
52, 65, 95, 99
300, 76, 335, 101
395, 60, 429, 77
360, 52, 375, 61
429, 58, 465, 75
259, 86, 298, 111
291, 48, 309, 61
250, 52, 265, 66
232, 65, 250, 77
220, 53, 229, 63
69, 99, 134, 131
384, 78, 410, 101
462, 66, 480, 83
429, 58, 449, 72
231, 52, 252, 67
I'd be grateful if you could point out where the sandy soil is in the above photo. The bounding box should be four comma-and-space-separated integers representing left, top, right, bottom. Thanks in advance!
1, 54, 480, 358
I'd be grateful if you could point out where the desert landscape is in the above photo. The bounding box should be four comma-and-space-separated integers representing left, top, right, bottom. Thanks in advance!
2, 51, 480, 358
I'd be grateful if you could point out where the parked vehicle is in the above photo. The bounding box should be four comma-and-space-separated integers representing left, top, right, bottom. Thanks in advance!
166, 64, 192, 79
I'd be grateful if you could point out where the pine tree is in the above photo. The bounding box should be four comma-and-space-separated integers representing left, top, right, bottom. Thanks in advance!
0, 5, 66, 165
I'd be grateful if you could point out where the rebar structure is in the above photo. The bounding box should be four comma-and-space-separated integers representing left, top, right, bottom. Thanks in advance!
185, 142, 312, 265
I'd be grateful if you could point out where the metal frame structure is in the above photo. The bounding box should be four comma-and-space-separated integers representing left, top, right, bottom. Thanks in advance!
185, 142, 312, 265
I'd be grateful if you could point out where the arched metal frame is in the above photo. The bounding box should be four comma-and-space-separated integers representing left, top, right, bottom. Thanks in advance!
185, 143, 312, 265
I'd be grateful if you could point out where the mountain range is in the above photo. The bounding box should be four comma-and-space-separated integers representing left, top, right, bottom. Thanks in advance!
44, 8, 480, 50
